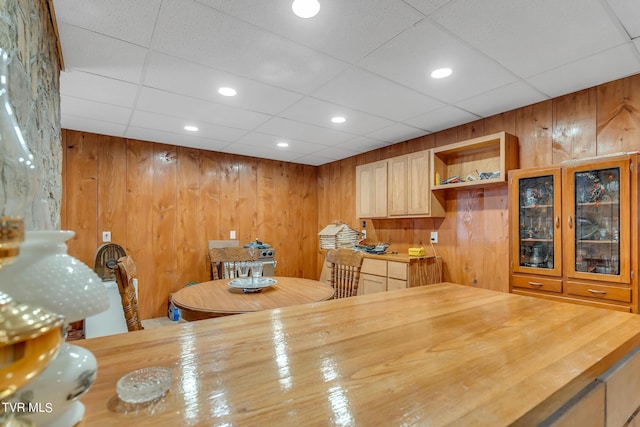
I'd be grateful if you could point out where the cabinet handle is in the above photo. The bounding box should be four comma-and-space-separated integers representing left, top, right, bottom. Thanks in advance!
587, 289, 607, 295
528, 281, 544, 287
555, 216, 560, 229
568, 215, 573, 229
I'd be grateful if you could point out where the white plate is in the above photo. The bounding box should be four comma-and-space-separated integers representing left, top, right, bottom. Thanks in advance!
228, 277, 277, 292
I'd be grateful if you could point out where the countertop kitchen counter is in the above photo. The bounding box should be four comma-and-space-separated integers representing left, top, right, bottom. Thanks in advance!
75, 283, 640, 426
319, 248, 436, 263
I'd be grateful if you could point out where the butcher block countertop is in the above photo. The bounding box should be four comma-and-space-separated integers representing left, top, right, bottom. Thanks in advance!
76, 283, 640, 426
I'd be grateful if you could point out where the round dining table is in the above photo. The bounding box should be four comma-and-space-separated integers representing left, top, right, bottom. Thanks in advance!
171, 276, 335, 321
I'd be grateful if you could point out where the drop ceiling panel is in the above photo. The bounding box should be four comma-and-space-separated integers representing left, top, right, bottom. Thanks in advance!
313, 67, 444, 121
129, 110, 246, 142
52, 0, 161, 46
125, 126, 230, 152
456, 81, 546, 118
58, 24, 147, 83
62, 116, 126, 137
527, 43, 640, 97
341, 136, 391, 153
313, 145, 360, 161
199, 0, 424, 63
367, 123, 432, 143
61, 97, 132, 125
234, 132, 321, 154
221, 143, 304, 163
150, 0, 349, 93
60, 71, 138, 108
135, 87, 271, 130
279, 97, 395, 134
292, 153, 337, 166
143, 52, 302, 115
359, 19, 516, 103
404, 105, 480, 132
255, 117, 354, 146
431, 0, 630, 78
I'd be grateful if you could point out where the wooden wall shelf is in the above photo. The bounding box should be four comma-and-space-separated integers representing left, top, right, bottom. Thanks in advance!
430, 131, 519, 191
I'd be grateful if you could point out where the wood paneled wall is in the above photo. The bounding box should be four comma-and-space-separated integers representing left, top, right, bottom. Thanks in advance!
62, 73, 640, 318
318, 73, 640, 293
61, 133, 318, 319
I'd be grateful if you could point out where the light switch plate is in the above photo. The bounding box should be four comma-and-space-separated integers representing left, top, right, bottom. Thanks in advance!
430, 231, 438, 244
102, 231, 111, 242
230, 230, 236, 239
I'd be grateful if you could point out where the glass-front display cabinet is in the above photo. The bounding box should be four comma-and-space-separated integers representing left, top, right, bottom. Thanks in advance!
510, 167, 562, 278
564, 158, 630, 284
509, 154, 638, 313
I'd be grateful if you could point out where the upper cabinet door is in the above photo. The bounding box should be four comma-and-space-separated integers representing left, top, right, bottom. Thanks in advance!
564, 159, 630, 284
356, 160, 388, 218
510, 167, 563, 277
407, 151, 430, 216
388, 155, 409, 216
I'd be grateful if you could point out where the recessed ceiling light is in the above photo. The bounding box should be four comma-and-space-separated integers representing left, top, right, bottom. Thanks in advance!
277, 141, 289, 148
218, 87, 237, 97
430, 68, 452, 79
184, 125, 198, 132
331, 116, 346, 124
292, 0, 320, 18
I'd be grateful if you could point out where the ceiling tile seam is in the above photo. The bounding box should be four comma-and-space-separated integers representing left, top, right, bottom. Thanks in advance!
599, 0, 637, 42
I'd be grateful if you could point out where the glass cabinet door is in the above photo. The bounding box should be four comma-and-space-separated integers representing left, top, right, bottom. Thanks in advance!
565, 159, 630, 283
511, 168, 562, 277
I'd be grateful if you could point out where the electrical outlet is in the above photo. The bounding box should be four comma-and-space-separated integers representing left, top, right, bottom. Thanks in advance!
230, 230, 236, 239
361, 229, 367, 240
430, 231, 438, 244
102, 231, 111, 242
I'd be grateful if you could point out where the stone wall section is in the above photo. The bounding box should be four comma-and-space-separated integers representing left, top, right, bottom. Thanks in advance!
0, 0, 62, 229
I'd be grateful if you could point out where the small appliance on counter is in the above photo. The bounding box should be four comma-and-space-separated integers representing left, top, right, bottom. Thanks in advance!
242, 239, 276, 276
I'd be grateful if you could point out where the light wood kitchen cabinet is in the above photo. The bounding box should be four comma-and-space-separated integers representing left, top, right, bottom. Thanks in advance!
356, 159, 388, 218
320, 252, 442, 295
359, 258, 409, 295
509, 153, 639, 313
357, 150, 444, 219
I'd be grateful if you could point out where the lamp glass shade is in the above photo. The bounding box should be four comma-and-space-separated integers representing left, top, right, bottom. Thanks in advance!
0, 230, 109, 323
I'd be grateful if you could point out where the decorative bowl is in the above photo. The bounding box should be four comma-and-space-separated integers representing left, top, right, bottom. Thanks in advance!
116, 367, 173, 404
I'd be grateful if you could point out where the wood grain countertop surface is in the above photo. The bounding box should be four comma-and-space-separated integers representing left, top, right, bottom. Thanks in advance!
75, 283, 640, 426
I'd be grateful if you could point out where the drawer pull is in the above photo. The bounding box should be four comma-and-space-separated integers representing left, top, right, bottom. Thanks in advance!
528, 281, 544, 287
588, 289, 607, 295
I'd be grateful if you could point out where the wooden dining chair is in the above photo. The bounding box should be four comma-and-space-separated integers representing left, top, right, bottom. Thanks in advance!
114, 255, 144, 331
208, 247, 259, 280
326, 248, 364, 299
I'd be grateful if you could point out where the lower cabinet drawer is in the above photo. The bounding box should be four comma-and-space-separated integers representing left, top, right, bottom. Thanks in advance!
566, 281, 631, 303
387, 261, 407, 280
512, 275, 562, 293
362, 258, 387, 276
387, 278, 407, 291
